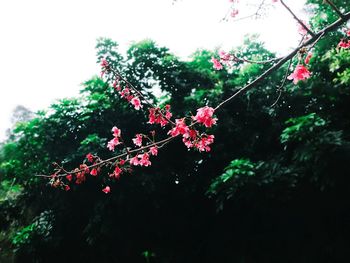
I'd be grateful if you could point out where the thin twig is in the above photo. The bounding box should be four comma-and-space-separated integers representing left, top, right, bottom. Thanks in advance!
280, 0, 316, 37
35, 136, 176, 178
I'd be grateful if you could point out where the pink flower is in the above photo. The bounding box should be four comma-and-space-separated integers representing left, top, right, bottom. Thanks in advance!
338, 39, 350, 49
102, 186, 111, 194
168, 119, 189, 137
112, 126, 121, 137
86, 153, 94, 162
107, 137, 121, 151
114, 166, 122, 179
65, 185, 70, 191
90, 168, 98, 176
287, 64, 311, 84
66, 174, 72, 181
132, 134, 143, 147
211, 57, 223, 70
195, 135, 215, 152
139, 153, 151, 167
131, 97, 142, 110
149, 146, 158, 156
193, 106, 217, 128
130, 156, 140, 166
120, 88, 130, 98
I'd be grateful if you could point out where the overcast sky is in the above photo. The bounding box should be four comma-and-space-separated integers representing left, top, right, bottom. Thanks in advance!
0, 0, 307, 141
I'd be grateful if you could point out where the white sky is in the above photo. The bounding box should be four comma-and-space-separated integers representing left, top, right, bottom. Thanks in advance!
0, 0, 307, 141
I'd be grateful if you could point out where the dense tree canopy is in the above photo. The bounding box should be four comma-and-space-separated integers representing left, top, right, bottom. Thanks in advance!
0, 1, 350, 262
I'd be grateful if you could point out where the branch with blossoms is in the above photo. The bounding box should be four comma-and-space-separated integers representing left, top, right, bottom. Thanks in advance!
37, 1, 350, 194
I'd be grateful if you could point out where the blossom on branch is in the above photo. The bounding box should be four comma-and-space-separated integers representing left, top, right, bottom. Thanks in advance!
132, 134, 143, 147
287, 64, 311, 84
102, 186, 111, 194
193, 106, 217, 128
211, 57, 223, 70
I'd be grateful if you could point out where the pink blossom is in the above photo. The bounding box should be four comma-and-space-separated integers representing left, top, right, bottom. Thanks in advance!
347, 29, 350, 37
130, 156, 140, 166
90, 168, 98, 176
65, 185, 70, 191
86, 153, 94, 162
66, 174, 72, 181
211, 57, 223, 70
149, 146, 158, 156
193, 106, 217, 128
338, 39, 350, 49
139, 153, 151, 167
195, 135, 215, 152
131, 97, 142, 110
107, 137, 121, 151
168, 119, 189, 137
287, 64, 311, 84
132, 134, 143, 147
102, 186, 111, 194
218, 50, 232, 65
120, 88, 130, 98
114, 166, 122, 179
112, 126, 121, 137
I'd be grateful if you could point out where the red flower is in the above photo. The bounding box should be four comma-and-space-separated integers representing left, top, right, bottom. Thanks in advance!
66, 174, 73, 181
149, 146, 158, 156
287, 64, 311, 84
193, 106, 217, 128
86, 153, 94, 163
114, 166, 122, 179
338, 39, 350, 49
90, 168, 98, 176
65, 185, 70, 191
168, 119, 189, 137
102, 186, 111, 194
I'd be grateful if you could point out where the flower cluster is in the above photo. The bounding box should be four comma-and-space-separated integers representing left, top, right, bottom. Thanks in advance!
287, 64, 311, 84
193, 106, 217, 128
148, 105, 172, 127
338, 29, 350, 49
107, 126, 122, 151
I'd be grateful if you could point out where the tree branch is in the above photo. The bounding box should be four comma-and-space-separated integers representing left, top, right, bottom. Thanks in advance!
214, 11, 350, 111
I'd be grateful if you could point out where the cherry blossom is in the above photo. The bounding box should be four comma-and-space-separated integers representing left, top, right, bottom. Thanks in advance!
131, 97, 142, 110
287, 64, 311, 84
132, 134, 143, 147
168, 119, 189, 137
102, 186, 111, 194
90, 168, 98, 176
211, 57, 223, 70
338, 39, 350, 49
66, 174, 72, 181
149, 146, 158, 156
193, 106, 217, 128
